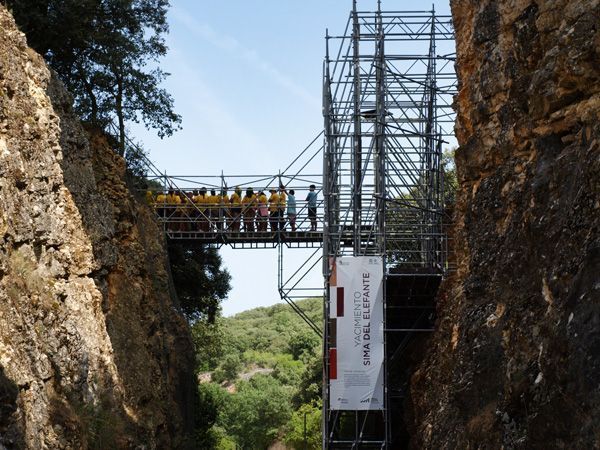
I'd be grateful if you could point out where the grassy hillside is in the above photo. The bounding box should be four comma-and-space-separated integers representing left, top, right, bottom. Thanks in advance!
192, 298, 323, 449
223, 298, 322, 356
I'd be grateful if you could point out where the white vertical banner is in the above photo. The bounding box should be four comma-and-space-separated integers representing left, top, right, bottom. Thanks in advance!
329, 256, 384, 410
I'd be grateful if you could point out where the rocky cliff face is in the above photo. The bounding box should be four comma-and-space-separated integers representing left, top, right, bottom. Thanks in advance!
0, 7, 196, 449
410, 0, 600, 448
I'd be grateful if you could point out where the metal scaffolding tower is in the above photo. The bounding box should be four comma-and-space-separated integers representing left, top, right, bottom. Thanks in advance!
322, 1, 456, 448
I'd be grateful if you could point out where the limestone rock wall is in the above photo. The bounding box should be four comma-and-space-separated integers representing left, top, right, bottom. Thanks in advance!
0, 6, 195, 449
410, 0, 600, 448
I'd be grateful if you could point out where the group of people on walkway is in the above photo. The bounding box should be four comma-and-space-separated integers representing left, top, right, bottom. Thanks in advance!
147, 184, 319, 233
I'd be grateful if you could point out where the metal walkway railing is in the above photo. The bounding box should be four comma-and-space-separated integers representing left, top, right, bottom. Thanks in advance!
110, 121, 326, 334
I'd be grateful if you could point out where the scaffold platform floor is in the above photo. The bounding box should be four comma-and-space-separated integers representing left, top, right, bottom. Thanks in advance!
164, 230, 324, 248
161, 226, 389, 249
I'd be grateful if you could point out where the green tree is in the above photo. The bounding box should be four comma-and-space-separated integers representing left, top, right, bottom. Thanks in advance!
221, 354, 242, 381
211, 353, 245, 384
288, 330, 320, 360
292, 352, 322, 407
284, 400, 322, 450
442, 148, 458, 206
168, 241, 231, 323
192, 382, 228, 448
6, 0, 181, 156
220, 375, 292, 449
191, 319, 226, 372
271, 354, 303, 386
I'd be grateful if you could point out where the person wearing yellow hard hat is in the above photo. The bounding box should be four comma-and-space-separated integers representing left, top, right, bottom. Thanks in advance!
180, 191, 195, 232
156, 190, 167, 224
156, 190, 167, 204
145, 190, 155, 206
229, 186, 242, 232
242, 187, 257, 232
188, 190, 199, 231
268, 188, 280, 231
166, 189, 181, 231
207, 189, 218, 231
194, 187, 209, 232
217, 189, 229, 231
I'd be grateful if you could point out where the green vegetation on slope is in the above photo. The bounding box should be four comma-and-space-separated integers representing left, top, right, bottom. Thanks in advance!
192, 298, 323, 449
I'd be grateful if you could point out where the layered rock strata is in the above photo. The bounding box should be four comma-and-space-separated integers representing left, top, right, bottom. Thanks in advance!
0, 6, 195, 448
410, 0, 600, 448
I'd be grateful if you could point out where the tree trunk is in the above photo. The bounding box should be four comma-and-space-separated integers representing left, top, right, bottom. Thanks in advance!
78, 65, 98, 123
116, 70, 125, 157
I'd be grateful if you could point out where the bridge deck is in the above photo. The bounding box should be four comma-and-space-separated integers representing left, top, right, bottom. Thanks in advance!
165, 230, 324, 248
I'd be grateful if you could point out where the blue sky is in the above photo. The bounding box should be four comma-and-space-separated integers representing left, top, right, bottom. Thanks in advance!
135, 0, 454, 316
